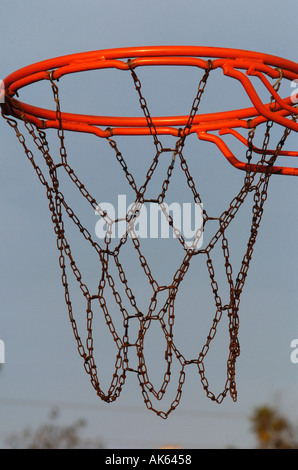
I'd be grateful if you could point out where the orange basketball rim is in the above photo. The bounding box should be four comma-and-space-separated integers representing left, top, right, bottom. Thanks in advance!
1, 46, 298, 175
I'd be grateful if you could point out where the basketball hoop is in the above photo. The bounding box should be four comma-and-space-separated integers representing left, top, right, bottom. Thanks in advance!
1, 46, 297, 418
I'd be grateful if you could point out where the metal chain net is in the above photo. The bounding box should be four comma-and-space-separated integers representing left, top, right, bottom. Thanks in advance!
2, 61, 297, 418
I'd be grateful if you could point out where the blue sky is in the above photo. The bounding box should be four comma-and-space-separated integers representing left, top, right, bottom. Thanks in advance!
0, 0, 297, 449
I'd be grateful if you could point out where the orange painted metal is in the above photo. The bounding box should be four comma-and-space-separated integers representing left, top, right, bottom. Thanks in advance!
2, 46, 298, 175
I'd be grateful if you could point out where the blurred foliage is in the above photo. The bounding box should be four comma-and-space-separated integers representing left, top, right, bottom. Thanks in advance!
4, 400, 298, 449
5, 408, 104, 449
250, 405, 298, 449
